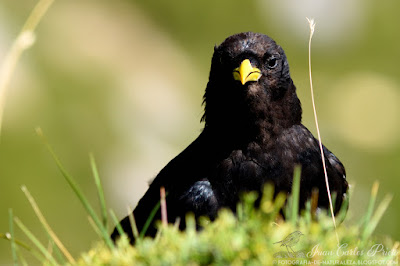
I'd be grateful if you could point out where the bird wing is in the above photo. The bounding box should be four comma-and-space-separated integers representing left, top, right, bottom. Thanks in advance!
112, 130, 218, 241
278, 124, 349, 214
323, 145, 346, 180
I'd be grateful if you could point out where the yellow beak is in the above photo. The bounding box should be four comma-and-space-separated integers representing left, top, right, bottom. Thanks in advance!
233, 59, 262, 85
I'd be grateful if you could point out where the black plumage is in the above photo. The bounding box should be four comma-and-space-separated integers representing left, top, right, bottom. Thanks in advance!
111, 32, 348, 242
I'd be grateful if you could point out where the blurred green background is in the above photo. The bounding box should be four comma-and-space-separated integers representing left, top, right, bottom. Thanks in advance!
1, 0, 399, 263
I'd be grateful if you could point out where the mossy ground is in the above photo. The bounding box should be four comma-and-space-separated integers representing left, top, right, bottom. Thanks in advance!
77, 191, 399, 265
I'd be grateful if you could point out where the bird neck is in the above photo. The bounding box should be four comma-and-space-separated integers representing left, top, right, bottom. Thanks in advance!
204, 81, 302, 146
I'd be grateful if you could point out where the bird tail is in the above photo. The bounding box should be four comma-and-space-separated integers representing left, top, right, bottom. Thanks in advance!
273, 240, 282, 244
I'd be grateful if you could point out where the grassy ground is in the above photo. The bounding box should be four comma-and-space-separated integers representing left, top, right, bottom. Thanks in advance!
2, 140, 399, 265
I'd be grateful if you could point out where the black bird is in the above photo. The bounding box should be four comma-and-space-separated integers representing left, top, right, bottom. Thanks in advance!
111, 32, 348, 242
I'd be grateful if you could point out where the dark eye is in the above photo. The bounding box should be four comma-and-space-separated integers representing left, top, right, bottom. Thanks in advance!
266, 56, 278, 69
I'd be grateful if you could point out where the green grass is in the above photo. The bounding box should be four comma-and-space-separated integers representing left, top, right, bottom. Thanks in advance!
1, 132, 399, 265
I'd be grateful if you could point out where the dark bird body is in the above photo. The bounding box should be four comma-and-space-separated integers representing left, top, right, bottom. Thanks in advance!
111, 32, 348, 242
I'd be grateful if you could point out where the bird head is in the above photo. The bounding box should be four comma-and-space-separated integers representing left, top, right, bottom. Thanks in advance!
202, 32, 301, 138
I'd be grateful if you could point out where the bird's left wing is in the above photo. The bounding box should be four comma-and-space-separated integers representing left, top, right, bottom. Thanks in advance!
111, 129, 218, 241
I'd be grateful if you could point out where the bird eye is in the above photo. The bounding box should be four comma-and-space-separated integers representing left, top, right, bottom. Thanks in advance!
266, 56, 278, 69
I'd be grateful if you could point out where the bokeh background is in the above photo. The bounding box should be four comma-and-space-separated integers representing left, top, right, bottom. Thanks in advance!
1, 0, 399, 263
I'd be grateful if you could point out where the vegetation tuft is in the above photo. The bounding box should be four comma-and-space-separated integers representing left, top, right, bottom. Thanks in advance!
1, 132, 398, 265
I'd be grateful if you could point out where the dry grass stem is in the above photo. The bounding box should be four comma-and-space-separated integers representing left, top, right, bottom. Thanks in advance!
0, 0, 54, 135
306, 17, 339, 244
160, 187, 168, 227
21, 186, 76, 264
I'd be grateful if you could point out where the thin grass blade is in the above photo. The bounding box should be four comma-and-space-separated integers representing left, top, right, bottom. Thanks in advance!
160, 187, 168, 228
304, 200, 312, 225
17, 253, 28, 266
21, 185, 75, 264
306, 17, 338, 244
362, 194, 393, 242
140, 201, 161, 239
14, 217, 58, 266
8, 209, 18, 266
0, 0, 54, 135
47, 238, 66, 265
127, 206, 140, 242
1, 233, 32, 252
87, 216, 104, 240
90, 153, 108, 229
290, 165, 301, 225
363, 181, 379, 228
109, 209, 126, 239
335, 190, 350, 224
36, 127, 114, 249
